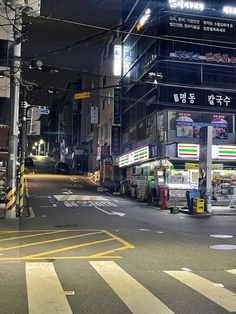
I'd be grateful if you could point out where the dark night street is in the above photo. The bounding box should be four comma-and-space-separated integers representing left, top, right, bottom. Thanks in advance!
0, 173, 235, 313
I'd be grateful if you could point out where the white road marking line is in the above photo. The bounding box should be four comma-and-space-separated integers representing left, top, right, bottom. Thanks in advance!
26, 262, 72, 314
90, 261, 174, 314
165, 271, 236, 312
181, 268, 192, 272
226, 269, 236, 275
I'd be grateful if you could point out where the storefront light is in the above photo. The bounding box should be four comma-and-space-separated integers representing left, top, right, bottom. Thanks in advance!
169, 0, 205, 11
223, 6, 236, 16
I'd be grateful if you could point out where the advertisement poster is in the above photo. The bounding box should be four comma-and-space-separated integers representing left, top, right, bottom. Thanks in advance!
176, 113, 229, 139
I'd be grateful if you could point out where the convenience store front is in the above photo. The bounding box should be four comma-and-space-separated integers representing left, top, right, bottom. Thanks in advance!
165, 144, 236, 205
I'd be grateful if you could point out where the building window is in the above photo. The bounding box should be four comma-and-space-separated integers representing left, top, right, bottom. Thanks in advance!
103, 76, 107, 86
102, 99, 106, 110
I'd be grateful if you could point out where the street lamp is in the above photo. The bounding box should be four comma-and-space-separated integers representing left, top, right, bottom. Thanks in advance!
39, 139, 45, 155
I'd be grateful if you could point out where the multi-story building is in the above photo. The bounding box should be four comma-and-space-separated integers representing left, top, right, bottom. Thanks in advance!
119, 0, 236, 203
97, 35, 121, 190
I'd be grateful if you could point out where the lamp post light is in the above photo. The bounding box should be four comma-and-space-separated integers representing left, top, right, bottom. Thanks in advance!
34, 142, 39, 155
39, 139, 45, 155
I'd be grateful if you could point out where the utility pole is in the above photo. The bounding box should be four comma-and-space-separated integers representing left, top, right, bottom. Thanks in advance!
5, 0, 41, 218
6, 5, 23, 219
18, 89, 27, 216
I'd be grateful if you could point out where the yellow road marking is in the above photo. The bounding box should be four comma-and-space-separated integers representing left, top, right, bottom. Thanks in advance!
90, 261, 174, 314
61, 195, 70, 201
0, 255, 122, 260
165, 271, 236, 312
75, 195, 84, 201
90, 196, 97, 201
90, 245, 132, 258
26, 262, 72, 314
0, 231, 103, 252
0, 230, 67, 242
103, 230, 135, 249
25, 238, 116, 258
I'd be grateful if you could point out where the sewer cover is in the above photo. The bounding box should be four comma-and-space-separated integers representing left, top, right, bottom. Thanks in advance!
209, 245, 236, 250
209, 234, 234, 239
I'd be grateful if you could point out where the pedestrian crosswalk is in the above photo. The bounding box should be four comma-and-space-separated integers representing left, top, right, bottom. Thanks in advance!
64, 200, 118, 208
3, 262, 236, 313
54, 195, 109, 202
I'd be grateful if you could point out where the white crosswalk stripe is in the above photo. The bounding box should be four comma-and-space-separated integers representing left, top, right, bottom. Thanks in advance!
90, 261, 174, 314
26, 262, 72, 314
165, 270, 236, 313
226, 269, 236, 275
24, 262, 236, 314
64, 200, 117, 208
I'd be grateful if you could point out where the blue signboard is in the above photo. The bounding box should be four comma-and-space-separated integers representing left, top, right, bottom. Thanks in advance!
40, 108, 50, 115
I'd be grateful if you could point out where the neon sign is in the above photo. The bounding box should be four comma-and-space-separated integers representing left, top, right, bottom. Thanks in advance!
119, 146, 150, 167
169, 0, 205, 11
223, 6, 236, 16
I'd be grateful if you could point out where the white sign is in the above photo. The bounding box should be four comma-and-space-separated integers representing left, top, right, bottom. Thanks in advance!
27, 107, 41, 121
113, 45, 122, 76
27, 121, 41, 135
91, 106, 98, 124
169, 0, 204, 11
173, 92, 231, 107
223, 6, 236, 16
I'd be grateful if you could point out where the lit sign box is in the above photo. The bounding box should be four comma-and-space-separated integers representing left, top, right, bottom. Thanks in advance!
113, 45, 122, 76
169, 0, 204, 11
223, 6, 236, 16
119, 146, 150, 167
178, 144, 235, 160
178, 144, 199, 158
218, 146, 236, 159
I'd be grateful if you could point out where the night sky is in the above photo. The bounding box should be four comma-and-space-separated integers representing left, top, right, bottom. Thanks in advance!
22, 0, 122, 105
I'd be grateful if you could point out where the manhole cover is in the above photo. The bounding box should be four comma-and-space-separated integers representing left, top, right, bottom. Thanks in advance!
209, 234, 234, 239
209, 245, 236, 250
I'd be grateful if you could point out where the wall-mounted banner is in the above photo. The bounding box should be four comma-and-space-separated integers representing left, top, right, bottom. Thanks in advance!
176, 113, 229, 139
170, 51, 236, 64
111, 126, 121, 156
159, 12, 236, 43
113, 88, 121, 125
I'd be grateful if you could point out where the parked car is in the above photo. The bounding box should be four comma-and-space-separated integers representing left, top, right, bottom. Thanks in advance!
25, 157, 34, 167
55, 162, 70, 174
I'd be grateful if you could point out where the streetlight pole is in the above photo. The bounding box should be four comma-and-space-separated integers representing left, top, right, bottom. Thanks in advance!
6, 5, 23, 219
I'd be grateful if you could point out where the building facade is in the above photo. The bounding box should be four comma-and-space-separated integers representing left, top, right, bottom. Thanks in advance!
119, 0, 236, 203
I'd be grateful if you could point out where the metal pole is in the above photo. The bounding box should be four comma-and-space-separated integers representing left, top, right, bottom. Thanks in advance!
6, 6, 22, 219
19, 91, 27, 217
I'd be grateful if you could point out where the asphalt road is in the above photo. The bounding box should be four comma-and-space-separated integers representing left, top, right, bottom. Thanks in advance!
0, 173, 236, 314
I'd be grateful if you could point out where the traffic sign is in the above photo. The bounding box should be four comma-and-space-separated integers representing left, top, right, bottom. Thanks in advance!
40, 108, 50, 115
74, 91, 91, 100
27, 107, 41, 121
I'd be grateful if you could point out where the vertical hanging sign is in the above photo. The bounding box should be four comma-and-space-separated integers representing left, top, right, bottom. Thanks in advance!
113, 88, 121, 125
91, 106, 98, 124
111, 126, 121, 156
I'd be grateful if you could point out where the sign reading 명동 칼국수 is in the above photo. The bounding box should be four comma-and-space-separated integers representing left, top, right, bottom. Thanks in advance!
160, 86, 234, 110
